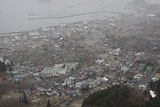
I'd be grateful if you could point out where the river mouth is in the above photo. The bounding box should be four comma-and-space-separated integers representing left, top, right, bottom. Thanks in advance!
0, 0, 135, 34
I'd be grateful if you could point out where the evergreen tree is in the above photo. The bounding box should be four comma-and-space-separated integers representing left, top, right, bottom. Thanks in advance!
150, 80, 154, 89
22, 91, 28, 104
47, 99, 51, 107
82, 85, 145, 107
0, 61, 6, 72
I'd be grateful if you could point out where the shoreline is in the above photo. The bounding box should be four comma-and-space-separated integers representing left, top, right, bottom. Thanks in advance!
1, 1, 160, 106
0, 19, 110, 37
0, 20, 94, 36
0, 0, 160, 70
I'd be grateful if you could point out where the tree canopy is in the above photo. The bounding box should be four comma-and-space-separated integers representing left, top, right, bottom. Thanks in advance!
0, 61, 6, 72
82, 85, 145, 107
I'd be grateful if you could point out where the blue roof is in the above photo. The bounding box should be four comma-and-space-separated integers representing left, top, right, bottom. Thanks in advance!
139, 85, 147, 88
14, 74, 25, 79
72, 93, 77, 97
81, 81, 89, 85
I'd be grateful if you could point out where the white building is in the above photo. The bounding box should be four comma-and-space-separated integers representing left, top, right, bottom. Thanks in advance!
41, 62, 78, 76
0, 58, 4, 62
41, 64, 67, 76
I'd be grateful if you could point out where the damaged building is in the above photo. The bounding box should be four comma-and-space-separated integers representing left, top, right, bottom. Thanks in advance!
41, 62, 78, 77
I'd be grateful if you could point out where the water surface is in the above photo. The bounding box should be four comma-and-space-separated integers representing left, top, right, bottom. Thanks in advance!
0, 0, 134, 33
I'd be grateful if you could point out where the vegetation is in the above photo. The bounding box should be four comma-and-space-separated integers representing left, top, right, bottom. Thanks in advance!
146, 97, 160, 107
47, 99, 51, 107
0, 61, 6, 72
0, 100, 31, 107
82, 85, 145, 107
150, 79, 160, 97
147, 79, 160, 107
22, 91, 28, 104
82, 80, 160, 107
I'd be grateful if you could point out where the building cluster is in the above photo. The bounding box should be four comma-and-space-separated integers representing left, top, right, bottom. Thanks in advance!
1, 45, 157, 100
0, 10, 160, 104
